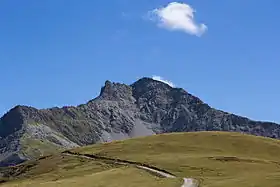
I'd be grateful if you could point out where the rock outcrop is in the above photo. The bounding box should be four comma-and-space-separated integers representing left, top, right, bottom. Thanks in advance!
0, 77, 279, 166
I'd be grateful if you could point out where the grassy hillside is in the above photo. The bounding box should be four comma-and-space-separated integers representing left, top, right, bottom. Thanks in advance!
74, 131, 280, 187
0, 154, 181, 187
1, 131, 280, 187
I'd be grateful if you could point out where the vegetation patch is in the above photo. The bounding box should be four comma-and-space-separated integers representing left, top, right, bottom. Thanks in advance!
2, 131, 280, 187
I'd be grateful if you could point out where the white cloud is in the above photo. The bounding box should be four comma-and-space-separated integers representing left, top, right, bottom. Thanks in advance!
152, 76, 175, 87
148, 2, 207, 36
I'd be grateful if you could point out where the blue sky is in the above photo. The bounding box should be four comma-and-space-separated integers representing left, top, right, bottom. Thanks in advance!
1, 0, 280, 123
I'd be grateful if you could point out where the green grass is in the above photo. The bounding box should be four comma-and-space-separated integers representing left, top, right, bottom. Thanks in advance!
2, 131, 280, 187
20, 137, 61, 158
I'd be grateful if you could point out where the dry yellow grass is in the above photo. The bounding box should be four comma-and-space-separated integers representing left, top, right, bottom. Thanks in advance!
2, 131, 280, 187
74, 131, 280, 187
1, 167, 181, 187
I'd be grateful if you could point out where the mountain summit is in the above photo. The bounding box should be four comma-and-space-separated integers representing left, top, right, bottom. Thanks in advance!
0, 77, 279, 166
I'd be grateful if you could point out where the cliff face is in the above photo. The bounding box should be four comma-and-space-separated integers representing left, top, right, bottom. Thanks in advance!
0, 77, 279, 166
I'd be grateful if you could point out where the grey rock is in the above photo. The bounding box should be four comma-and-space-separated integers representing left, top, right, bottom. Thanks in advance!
0, 77, 279, 166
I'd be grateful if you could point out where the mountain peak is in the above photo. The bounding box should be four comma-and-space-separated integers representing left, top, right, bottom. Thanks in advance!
131, 77, 174, 99
99, 80, 133, 101
1, 105, 29, 119
0, 77, 280, 167
132, 77, 173, 88
0, 105, 28, 138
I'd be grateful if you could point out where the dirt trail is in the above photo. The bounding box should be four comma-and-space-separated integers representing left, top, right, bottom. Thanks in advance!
62, 151, 198, 187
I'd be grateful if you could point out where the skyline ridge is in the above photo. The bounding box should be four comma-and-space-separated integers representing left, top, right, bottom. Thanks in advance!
1, 77, 279, 125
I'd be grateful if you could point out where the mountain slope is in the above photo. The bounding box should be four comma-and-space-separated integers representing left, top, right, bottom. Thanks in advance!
0, 77, 279, 166
1, 131, 280, 187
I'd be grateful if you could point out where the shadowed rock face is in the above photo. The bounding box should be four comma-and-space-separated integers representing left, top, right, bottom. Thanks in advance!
0, 77, 279, 166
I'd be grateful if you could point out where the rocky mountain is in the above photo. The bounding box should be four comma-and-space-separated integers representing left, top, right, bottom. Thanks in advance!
0, 77, 280, 166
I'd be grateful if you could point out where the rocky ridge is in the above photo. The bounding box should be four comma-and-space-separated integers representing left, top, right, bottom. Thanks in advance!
0, 77, 279, 166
